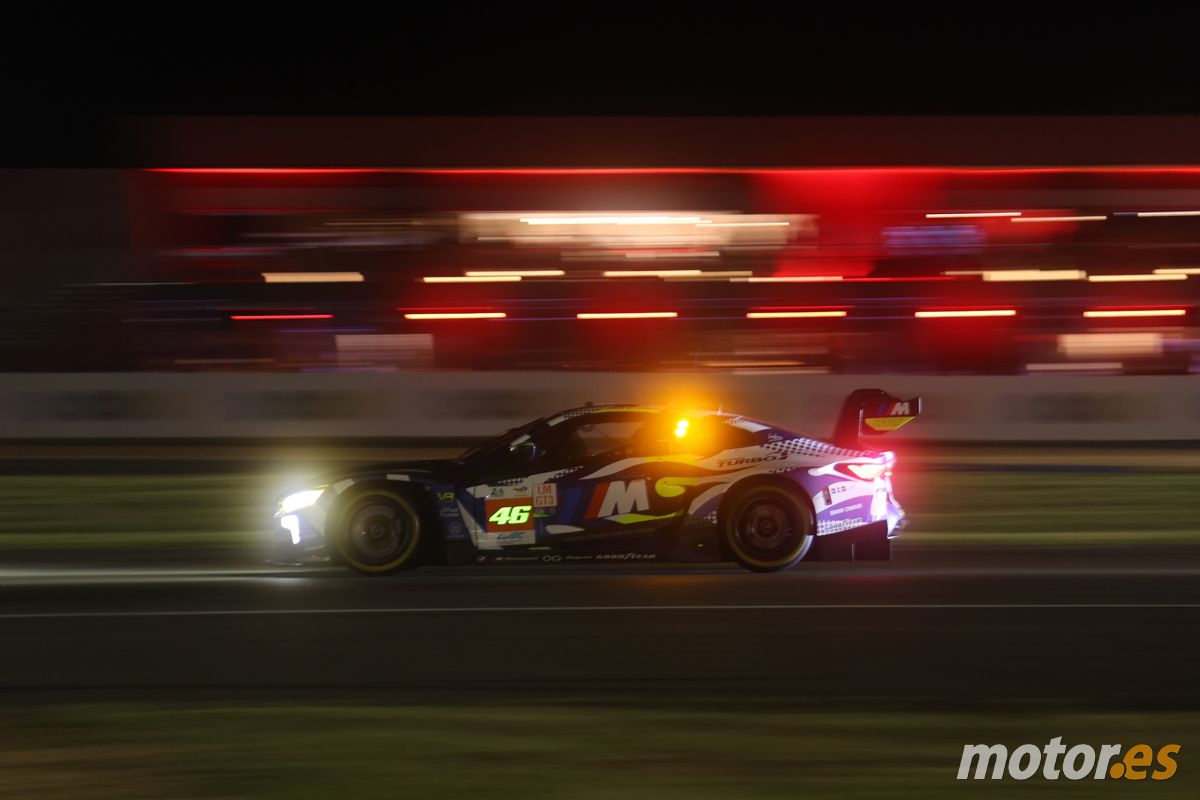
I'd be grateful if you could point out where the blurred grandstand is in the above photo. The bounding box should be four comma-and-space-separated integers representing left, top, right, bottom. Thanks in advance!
4, 164, 1200, 375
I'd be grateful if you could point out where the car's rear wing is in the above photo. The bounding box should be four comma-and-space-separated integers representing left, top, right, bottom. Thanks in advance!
832, 389, 922, 449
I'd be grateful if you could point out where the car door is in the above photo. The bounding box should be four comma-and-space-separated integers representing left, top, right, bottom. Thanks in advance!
461, 410, 680, 552
556, 413, 767, 548
453, 424, 558, 552
534, 411, 698, 549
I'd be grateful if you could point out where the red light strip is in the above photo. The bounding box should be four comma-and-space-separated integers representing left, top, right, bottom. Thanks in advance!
1088, 273, 1186, 283
403, 312, 507, 320
182, 207, 353, 214
915, 308, 1017, 318
747, 307, 849, 319
927, 211, 1021, 219
739, 276, 842, 283
577, 312, 678, 319
230, 314, 333, 321
1083, 308, 1188, 318
843, 276, 960, 283
146, 167, 1200, 177
149, 169, 372, 175
464, 270, 565, 277
423, 275, 521, 283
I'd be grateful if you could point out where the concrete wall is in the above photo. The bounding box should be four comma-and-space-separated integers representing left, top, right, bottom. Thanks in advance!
1, 372, 1198, 442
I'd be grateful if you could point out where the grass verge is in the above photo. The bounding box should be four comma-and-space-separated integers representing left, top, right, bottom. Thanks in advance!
1, 704, 1195, 799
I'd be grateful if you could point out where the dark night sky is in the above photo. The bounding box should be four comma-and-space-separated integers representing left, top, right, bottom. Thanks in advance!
2, 10, 1198, 164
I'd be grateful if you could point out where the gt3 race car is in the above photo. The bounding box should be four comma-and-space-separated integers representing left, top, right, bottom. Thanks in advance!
270, 389, 920, 574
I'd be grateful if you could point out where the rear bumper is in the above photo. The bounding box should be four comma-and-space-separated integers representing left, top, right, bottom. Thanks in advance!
808, 520, 891, 561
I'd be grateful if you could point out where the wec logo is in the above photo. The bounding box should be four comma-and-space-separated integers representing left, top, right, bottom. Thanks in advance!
957, 738, 1180, 781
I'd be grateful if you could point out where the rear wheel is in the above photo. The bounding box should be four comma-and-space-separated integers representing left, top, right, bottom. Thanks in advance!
334, 490, 424, 575
722, 485, 814, 572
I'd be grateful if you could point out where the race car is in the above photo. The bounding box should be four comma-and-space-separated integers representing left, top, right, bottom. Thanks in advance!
270, 388, 920, 574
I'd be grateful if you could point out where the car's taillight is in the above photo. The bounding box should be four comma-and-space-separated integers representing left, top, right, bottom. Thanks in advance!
846, 463, 889, 481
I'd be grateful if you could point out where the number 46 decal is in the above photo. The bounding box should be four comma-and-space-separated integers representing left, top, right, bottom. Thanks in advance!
488, 504, 531, 526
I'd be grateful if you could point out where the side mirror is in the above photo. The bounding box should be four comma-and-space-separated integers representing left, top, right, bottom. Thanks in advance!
510, 441, 539, 461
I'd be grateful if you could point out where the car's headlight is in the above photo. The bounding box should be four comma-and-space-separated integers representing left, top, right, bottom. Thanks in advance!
277, 488, 326, 516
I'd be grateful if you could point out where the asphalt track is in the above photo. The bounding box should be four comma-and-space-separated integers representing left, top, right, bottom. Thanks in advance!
3, 555, 1198, 709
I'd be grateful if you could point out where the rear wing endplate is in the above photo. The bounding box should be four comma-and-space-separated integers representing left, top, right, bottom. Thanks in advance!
832, 388, 922, 449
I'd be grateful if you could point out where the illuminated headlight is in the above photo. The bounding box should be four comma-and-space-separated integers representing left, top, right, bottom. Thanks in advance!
280, 514, 302, 545
276, 488, 326, 516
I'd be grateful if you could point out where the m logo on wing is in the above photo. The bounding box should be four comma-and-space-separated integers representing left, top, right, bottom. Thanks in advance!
586, 479, 650, 519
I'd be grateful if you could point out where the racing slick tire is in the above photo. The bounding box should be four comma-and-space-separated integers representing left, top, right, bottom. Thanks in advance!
721, 483, 814, 573
331, 488, 426, 575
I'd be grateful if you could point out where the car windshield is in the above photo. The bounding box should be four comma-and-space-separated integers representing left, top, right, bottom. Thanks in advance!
457, 417, 547, 462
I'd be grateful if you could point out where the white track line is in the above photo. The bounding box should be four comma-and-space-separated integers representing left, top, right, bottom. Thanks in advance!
6, 565, 1200, 583
1, 603, 1199, 621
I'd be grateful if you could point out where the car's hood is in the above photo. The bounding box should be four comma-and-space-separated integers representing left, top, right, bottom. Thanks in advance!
314, 457, 461, 486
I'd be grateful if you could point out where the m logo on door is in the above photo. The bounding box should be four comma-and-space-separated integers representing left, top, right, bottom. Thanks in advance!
585, 479, 650, 519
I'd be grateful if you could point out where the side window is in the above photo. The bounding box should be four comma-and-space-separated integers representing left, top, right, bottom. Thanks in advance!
696, 421, 759, 455
632, 416, 760, 457
540, 418, 647, 465
575, 420, 644, 458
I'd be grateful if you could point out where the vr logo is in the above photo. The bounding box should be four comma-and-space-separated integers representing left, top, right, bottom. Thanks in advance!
586, 479, 650, 519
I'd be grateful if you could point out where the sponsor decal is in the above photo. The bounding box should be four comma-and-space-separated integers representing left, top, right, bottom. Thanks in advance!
484, 553, 597, 564
822, 483, 849, 506
864, 401, 916, 431
863, 416, 913, 431
814, 481, 874, 513
595, 552, 657, 561
586, 479, 650, 519
476, 530, 537, 549
533, 482, 558, 508
716, 454, 786, 468
957, 738, 1180, 782
817, 518, 863, 535
829, 502, 864, 517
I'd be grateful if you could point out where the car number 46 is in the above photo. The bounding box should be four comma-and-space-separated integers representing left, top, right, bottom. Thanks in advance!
489, 504, 532, 525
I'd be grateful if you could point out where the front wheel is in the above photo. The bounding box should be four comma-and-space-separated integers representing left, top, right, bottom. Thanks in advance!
722, 485, 814, 572
333, 490, 424, 575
